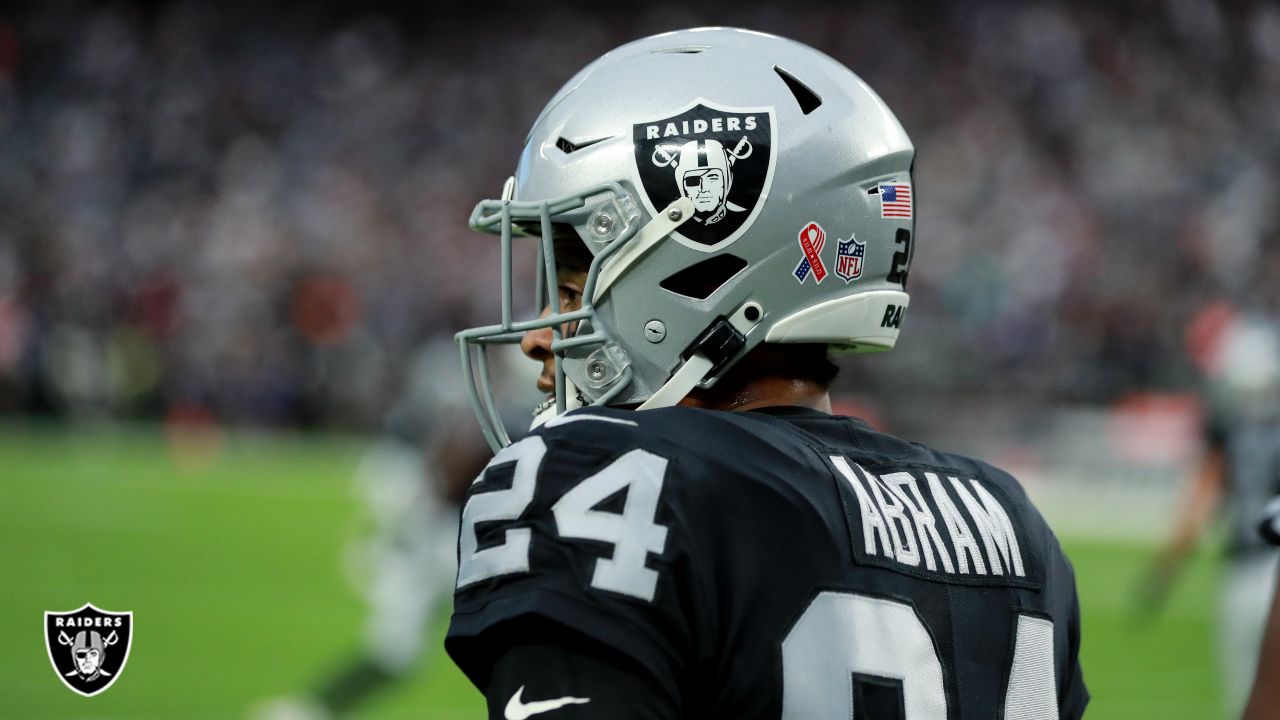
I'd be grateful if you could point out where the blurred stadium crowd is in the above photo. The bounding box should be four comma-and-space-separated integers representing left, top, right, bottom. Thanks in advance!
0, 0, 1277, 431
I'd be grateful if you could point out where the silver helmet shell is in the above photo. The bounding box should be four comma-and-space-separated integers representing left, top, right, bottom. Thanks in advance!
458, 28, 915, 450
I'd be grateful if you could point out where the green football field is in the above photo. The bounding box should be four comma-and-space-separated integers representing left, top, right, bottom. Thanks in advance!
0, 422, 1226, 719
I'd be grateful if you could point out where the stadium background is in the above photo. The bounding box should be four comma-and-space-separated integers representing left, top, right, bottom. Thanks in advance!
2, 0, 1277, 717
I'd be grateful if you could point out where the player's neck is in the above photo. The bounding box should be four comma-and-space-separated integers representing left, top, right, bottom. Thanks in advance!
680, 376, 832, 414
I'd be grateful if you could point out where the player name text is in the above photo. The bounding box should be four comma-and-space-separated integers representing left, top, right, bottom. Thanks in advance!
831, 457, 1027, 580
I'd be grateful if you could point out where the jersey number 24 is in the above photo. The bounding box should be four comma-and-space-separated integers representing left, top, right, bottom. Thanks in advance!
456, 435, 668, 602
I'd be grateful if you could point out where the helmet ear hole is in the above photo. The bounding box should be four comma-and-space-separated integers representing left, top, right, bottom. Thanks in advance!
659, 254, 749, 300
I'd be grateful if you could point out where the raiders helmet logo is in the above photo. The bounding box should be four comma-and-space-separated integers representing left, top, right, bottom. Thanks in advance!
45, 603, 133, 697
632, 100, 776, 250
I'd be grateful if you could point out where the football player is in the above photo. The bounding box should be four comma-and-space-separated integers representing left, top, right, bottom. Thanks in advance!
1142, 312, 1280, 714
253, 341, 526, 720
447, 28, 1088, 719
1244, 496, 1280, 720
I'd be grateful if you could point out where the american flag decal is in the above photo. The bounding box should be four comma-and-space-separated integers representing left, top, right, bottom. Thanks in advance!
880, 183, 912, 219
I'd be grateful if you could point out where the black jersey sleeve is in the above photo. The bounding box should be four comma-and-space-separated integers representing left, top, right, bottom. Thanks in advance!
445, 411, 699, 707
485, 637, 681, 720
1059, 561, 1089, 719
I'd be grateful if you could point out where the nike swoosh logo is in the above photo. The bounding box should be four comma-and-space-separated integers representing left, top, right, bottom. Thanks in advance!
504, 686, 591, 720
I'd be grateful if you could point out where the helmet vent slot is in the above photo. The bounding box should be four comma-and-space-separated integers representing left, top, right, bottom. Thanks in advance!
659, 254, 748, 300
555, 136, 611, 155
651, 46, 709, 54
773, 66, 822, 115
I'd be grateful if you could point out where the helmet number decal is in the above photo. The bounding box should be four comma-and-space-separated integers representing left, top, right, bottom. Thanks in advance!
886, 228, 912, 288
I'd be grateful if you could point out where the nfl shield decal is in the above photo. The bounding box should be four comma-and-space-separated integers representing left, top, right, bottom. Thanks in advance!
45, 603, 133, 696
633, 99, 776, 250
835, 232, 865, 283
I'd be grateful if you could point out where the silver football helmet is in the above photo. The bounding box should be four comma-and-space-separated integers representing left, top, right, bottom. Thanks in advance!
457, 27, 915, 451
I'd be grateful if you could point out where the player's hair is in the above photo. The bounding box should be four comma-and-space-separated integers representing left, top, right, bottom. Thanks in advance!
714, 342, 840, 392
553, 232, 592, 273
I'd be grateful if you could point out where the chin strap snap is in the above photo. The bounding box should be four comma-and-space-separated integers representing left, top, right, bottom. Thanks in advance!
593, 197, 694, 303
638, 301, 763, 411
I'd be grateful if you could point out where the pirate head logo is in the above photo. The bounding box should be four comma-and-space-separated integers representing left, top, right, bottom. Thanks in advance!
633, 100, 776, 250
655, 137, 749, 225
45, 603, 132, 696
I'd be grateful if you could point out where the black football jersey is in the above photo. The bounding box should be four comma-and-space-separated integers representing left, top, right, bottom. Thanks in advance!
447, 405, 1088, 719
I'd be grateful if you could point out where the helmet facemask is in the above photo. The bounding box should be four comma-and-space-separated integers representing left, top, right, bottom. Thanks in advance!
457, 180, 696, 452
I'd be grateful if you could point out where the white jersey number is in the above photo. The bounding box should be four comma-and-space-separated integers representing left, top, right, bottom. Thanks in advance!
781, 591, 1059, 719
457, 436, 670, 601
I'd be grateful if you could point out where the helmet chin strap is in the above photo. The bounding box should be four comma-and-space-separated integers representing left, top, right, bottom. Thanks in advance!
593, 197, 694, 304
637, 355, 715, 410
528, 199, 762, 426
530, 196, 697, 428
530, 301, 762, 425
639, 301, 763, 411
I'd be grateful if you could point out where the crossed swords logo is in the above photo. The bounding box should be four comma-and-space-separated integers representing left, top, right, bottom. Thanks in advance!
649, 135, 753, 171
